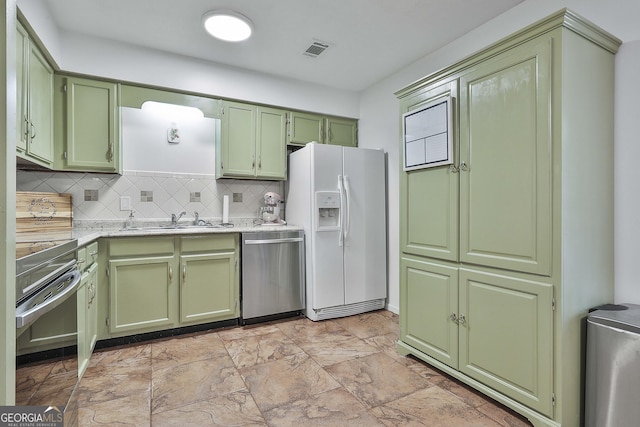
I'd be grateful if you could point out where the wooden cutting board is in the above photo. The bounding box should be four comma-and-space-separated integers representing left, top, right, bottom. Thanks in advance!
16, 191, 73, 233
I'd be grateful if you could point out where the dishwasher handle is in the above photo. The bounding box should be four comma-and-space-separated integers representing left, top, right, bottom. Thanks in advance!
244, 237, 303, 245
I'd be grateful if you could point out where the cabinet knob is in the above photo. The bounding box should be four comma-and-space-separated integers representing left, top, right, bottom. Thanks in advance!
458, 314, 466, 325
449, 165, 459, 173
450, 312, 458, 322
459, 162, 469, 172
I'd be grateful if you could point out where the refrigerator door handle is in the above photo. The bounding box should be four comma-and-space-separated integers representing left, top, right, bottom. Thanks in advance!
338, 174, 344, 247
343, 175, 351, 241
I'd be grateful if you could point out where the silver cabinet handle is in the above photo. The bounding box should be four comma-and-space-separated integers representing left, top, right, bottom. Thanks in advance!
244, 238, 303, 245
450, 312, 458, 322
449, 165, 459, 173
183, 264, 187, 281
169, 266, 173, 281
23, 117, 29, 139
459, 162, 469, 171
458, 314, 466, 325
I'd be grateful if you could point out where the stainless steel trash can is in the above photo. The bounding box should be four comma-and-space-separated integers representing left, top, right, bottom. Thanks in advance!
585, 303, 640, 427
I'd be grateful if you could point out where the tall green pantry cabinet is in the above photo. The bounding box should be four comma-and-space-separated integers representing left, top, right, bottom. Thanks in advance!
396, 10, 620, 427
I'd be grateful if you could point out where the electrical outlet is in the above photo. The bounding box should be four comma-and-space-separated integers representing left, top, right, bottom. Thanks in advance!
120, 196, 131, 211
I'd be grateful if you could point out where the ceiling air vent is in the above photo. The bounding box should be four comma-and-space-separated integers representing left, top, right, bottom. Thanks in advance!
303, 41, 330, 58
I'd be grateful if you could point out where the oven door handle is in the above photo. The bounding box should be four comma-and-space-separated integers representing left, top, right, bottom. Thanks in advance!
16, 269, 81, 329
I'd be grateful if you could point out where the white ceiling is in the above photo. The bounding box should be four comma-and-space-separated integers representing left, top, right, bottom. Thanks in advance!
42, 0, 523, 92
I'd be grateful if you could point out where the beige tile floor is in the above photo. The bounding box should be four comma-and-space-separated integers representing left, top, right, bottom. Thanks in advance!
22, 310, 534, 426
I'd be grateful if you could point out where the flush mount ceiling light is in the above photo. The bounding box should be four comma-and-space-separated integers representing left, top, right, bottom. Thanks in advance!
202, 10, 253, 42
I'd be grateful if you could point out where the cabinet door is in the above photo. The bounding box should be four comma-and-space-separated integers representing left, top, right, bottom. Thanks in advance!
16, 23, 28, 154
179, 251, 237, 324
77, 272, 89, 378
256, 106, 287, 179
287, 111, 324, 145
400, 82, 459, 261
400, 255, 458, 368
109, 256, 176, 335
59, 76, 120, 172
86, 263, 99, 353
219, 101, 256, 177
458, 268, 553, 416
458, 39, 552, 276
326, 117, 357, 147
26, 40, 54, 164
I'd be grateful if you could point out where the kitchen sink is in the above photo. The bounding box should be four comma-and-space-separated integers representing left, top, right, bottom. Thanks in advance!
142, 223, 231, 230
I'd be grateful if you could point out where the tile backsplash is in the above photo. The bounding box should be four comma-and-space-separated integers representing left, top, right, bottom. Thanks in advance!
17, 170, 283, 224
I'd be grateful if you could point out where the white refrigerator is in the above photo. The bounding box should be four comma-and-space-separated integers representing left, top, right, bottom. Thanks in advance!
287, 143, 387, 321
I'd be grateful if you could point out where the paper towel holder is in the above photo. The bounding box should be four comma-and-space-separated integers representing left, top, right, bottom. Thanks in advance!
221, 194, 231, 226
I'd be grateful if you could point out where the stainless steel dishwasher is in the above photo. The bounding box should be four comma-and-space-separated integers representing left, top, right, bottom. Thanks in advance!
241, 230, 305, 323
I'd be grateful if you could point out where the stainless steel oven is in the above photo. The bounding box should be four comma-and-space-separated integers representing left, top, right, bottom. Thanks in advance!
15, 239, 80, 330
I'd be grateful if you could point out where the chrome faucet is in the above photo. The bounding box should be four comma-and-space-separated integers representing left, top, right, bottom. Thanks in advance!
171, 211, 186, 226
193, 211, 199, 225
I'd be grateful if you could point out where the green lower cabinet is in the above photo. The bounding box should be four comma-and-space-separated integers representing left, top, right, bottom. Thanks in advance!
458, 268, 553, 416
179, 251, 237, 324
400, 256, 458, 367
106, 234, 239, 338
179, 234, 240, 324
108, 255, 177, 336
400, 255, 553, 417
77, 263, 98, 378
16, 295, 77, 355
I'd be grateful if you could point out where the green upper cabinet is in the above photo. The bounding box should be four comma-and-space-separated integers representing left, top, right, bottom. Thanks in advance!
256, 106, 287, 179
325, 116, 357, 147
401, 37, 552, 277
287, 111, 358, 147
53, 75, 121, 173
286, 111, 324, 146
16, 22, 54, 168
218, 101, 287, 180
458, 38, 552, 276
400, 82, 459, 262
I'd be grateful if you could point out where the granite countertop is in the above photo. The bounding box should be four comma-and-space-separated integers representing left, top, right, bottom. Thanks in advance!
72, 219, 303, 247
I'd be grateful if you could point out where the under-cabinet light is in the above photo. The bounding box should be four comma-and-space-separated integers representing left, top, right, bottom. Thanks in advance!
140, 101, 204, 120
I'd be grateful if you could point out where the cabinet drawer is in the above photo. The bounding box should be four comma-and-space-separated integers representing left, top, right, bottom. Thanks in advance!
109, 237, 175, 257
180, 234, 237, 253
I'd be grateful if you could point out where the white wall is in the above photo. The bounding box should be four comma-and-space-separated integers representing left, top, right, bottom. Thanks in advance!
613, 39, 640, 304
358, 0, 640, 312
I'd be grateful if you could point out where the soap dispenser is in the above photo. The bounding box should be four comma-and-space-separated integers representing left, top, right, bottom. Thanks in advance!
125, 210, 135, 229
